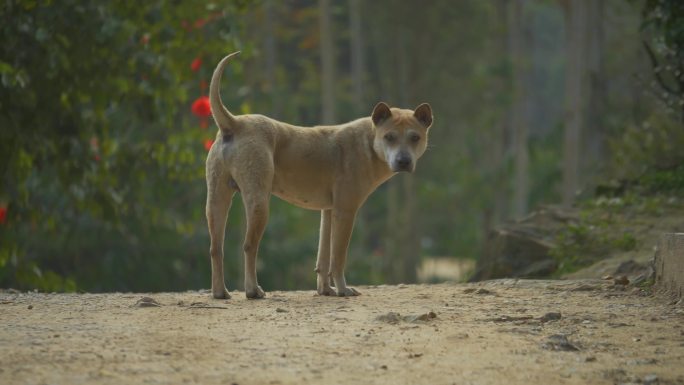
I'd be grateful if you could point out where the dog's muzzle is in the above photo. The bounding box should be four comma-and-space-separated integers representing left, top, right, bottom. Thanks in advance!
392, 153, 414, 172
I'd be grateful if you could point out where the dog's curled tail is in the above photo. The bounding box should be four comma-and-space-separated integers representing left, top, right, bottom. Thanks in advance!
209, 51, 241, 133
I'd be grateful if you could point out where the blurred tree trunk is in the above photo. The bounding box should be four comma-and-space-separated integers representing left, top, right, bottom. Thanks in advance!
584, 0, 605, 181
349, 0, 365, 115
381, 6, 419, 284
511, 0, 529, 218
319, 0, 336, 124
264, 2, 281, 118
396, 27, 419, 284
562, 0, 587, 207
348, 0, 372, 263
490, 0, 511, 229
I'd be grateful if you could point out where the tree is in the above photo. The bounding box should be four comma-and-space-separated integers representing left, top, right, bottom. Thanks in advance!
0, 1, 248, 291
319, 0, 336, 124
561, 0, 588, 207
511, 0, 530, 217
641, 0, 684, 121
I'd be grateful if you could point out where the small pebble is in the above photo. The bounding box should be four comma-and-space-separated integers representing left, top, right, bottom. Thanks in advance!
540, 312, 562, 323
27, 305, 33, 310
643, 374, 658, 385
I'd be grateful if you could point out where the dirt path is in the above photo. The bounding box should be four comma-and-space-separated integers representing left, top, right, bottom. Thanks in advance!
1, 280, 683, 385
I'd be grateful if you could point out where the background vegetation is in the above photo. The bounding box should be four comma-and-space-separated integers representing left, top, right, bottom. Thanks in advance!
0, 0, 682, 292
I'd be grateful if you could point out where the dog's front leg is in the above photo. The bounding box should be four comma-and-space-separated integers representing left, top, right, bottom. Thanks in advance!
330, 208, 361, 297
315, 210, 336, 296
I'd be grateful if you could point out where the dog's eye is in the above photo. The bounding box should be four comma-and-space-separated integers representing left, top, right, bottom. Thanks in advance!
384, 133, 396, 143
409, 134, 421, 143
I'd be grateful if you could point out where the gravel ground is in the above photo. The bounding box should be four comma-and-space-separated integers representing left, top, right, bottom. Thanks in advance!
1, 279, 683, 385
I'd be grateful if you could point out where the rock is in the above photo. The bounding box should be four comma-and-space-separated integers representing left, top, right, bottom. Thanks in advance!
631, 273, 648, 286
643, 374, 658, 385
519, 259, 558, 277
540, 312, 562, 323
376, 311, 437, 324
487, 315, 534, 323
571, 283, 602, 292
188, 302, 228, 309
470, 206, 576, 281
134, 297, 161, 307
614, 275, 630, 286
275, 308, 288, 313
27, 304, 33, 310
403, 311, 437, 323
541, 334, 579, 351
463, 288, 494, 295
375, 312, 402, 324
614, 260, 646, 276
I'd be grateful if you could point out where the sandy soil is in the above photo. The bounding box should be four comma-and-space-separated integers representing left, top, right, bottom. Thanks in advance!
1, 280, 683, 385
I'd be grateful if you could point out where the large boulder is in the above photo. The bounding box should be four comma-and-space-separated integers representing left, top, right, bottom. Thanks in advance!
469, 206, 577, 282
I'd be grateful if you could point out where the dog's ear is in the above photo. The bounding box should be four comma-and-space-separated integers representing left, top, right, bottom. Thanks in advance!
372, 102, 392, 126
413, 103, 433, 128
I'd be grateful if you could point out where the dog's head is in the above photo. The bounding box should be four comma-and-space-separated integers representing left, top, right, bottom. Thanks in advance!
371, 102, 433, 173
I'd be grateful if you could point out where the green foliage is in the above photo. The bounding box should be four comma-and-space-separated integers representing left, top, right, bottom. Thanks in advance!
0, 0, 678, 292
640, 164, 684, 193
609, 112, 684, 179
0, 1, 249, 291
641, 0, 684, 49
640, 0, 684, 119
551, 203, 639, 275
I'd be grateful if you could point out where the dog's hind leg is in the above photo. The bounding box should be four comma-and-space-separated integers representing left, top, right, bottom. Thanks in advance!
206, 174, 236, 299
240, 188, 270, 299
315, 209, 336, 296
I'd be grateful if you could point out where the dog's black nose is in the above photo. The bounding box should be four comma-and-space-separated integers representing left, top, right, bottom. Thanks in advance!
396, 156, 412, 171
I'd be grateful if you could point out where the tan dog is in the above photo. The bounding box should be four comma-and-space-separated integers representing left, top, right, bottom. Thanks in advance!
206, 52, 433, 299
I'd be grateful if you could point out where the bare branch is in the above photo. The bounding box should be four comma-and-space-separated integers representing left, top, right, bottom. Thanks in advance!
642, 41, 679, 94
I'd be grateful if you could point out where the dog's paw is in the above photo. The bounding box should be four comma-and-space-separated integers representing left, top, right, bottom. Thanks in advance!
336, 287, 361, 297
212, 288, 231, 300
245, 285, 266, 299
317, 286, 337, 296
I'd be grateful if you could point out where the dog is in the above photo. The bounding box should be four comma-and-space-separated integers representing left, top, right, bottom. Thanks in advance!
206, 52, 433, 299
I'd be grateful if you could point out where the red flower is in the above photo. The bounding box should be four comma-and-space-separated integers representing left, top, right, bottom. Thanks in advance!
89, 137, 99, 150
0, 206, 7, 224
191, 96, 211, 117
181, 20, 190, 31
191, 57, 202, 72
194, 18, 206, 29
204, 139, 214, 151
